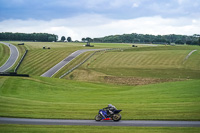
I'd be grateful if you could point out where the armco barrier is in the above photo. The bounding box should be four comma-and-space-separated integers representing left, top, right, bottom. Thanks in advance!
0, 72, 29, 77
59, 51, 98, 79
14, 50, 28, 72
59, 48, 128, 79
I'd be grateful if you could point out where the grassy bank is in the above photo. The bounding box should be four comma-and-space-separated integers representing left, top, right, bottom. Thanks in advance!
17, 47, 82, 75
7, 41, 132, 76
0, 43, 10, 67
0, 125, 199, 133
64, 46, 200, 84
0, 76, 199, 120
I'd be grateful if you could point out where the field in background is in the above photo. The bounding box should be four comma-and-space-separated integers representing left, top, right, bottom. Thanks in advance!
17, 47, 83, 75
0, 43, 10, 67
0, 76, 199, 120
7, 41, 133, 76
0, 42, 200, 120
64, 45, 200, 85
0, 41, 200, 132
5, 42, 199, 85
9, 41, 134, 50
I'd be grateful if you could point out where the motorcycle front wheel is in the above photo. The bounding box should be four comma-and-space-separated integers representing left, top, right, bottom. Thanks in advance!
112, 114, 121, 121
95, 114, 102, 121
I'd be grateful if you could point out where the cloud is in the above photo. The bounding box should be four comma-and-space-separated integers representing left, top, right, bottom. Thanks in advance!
132, 3, 139, 8
0, 0, 200, 21
0, 14, 199, 41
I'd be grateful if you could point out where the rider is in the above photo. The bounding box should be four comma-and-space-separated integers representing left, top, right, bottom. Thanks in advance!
104, 104, 117, 116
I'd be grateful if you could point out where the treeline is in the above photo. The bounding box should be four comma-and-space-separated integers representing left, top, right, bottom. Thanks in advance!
92, 33, 200, 45
0, 32, 58, 42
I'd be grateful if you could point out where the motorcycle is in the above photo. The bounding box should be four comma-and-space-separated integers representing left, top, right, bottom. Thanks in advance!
95, 108, 122, 121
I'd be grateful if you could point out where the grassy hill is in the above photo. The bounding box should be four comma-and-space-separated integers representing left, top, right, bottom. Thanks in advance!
6, 41, 199, 85
7, 42, 132, 76
0, 43, 10, 67
0, 42, 200, 120
63, 45, 200, 85
0, 76, 199, 120
0, 42, 200, 132
9, 42, 84, 75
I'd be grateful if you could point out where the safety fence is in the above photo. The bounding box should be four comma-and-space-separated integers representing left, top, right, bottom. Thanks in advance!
0, 72, 29, 77
14, 50, 28, 72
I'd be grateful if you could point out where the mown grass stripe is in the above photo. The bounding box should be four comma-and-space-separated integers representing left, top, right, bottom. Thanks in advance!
18, 48, 80, 76
0, 76, 200, 120
0, 43, 10, 67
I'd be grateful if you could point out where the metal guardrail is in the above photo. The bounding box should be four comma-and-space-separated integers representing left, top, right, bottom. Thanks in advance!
14, 50, 28, 72
0, 72, 29, 77
182, 49, 197, 64
59, 48, 128, 79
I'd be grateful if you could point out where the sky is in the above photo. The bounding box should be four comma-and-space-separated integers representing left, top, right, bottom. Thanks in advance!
0, 0, 200, 40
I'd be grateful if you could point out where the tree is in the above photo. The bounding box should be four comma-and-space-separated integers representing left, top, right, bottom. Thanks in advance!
86, 37, 92, 42
67, 37, 72, 42
61, 36, 66, 42
186, 41, 192, 45
0, 32, 58, 42
199, 37, 200, 46
48, 36, 56, 42
82, 38, 86, 42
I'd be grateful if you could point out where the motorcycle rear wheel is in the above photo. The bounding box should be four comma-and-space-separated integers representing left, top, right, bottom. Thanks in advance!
112, 114, 121, 121
95, 114, 102, 121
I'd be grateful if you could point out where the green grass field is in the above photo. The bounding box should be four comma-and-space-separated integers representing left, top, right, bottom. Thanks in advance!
6, 41, 133, 76
0, 76, 199, 120
9, 41, 133, 50
0, 42, 200, 132
0, 125, 199, 133
64, 45, 200, 85
17, 47, 83, 75
0, 43, 10, 67
53, 51, 94, 78
9, 42, 85, 75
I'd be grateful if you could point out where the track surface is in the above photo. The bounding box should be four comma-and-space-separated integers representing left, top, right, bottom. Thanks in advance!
41, 49, 102, 77
0, 42, 19, 72
0, 117, 199, 127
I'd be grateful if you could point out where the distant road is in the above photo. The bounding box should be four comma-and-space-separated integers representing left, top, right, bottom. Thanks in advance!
41, 49, 102, 77
0, 117, 199, 127
0, 42, 19, 72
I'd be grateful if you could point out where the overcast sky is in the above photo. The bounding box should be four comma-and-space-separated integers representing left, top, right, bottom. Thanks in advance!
0, 0, 200, 40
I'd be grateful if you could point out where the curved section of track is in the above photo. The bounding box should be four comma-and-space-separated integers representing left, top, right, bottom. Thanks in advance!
41, 49, 102, 77
0, 42, 19, 72
0, 117, 199, 127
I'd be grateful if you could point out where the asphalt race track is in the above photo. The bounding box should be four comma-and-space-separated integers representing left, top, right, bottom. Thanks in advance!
0, 117, 199, 127
41, 49, 102, 77
0, 42, 19, 72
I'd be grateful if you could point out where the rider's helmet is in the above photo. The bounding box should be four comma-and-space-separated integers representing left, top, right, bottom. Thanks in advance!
108, 104, 113, 107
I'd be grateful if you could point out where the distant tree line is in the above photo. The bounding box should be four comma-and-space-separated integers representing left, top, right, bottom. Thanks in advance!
91, 33, 200, 45
0, 32, 58, 42
81, 37, 92, 42
61, 36, 72, 42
